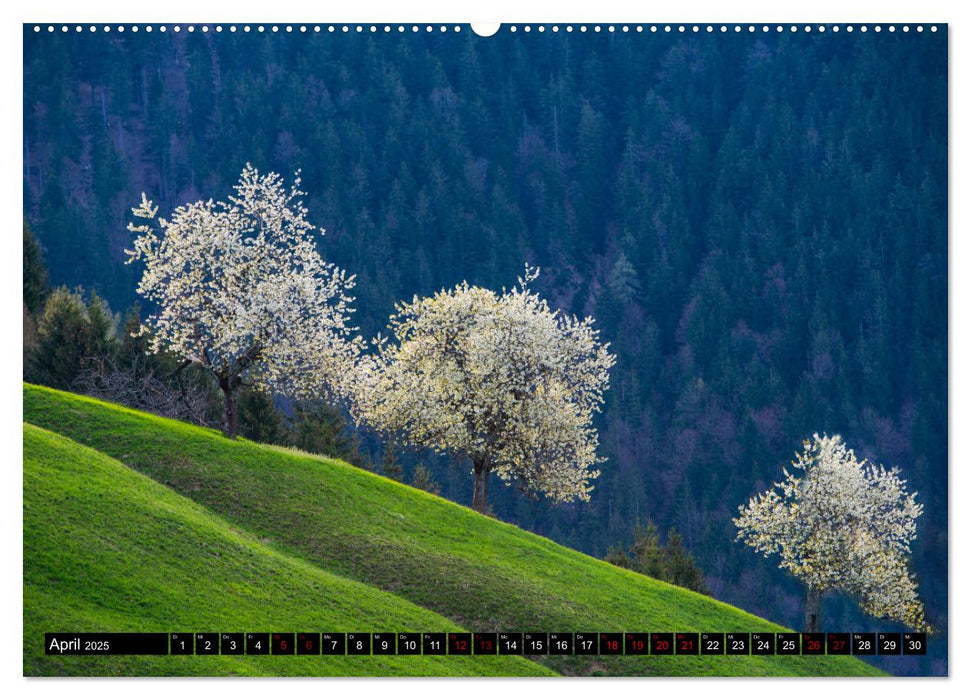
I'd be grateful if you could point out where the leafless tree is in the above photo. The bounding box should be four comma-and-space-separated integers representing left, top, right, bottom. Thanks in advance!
73, 354, 212, 426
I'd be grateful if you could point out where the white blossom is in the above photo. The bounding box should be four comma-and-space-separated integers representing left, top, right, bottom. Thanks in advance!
126, 164, 363, 435
353, 265, 616, 509
734, 434, 930, 631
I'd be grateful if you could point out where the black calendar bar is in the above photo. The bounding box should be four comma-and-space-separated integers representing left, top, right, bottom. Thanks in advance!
45, 633, 169, 655
44, 632, 927, 655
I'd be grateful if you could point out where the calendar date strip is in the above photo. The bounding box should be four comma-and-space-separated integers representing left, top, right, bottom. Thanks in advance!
46, 631, 926, 656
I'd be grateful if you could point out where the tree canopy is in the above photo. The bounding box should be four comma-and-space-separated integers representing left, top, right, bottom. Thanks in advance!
126, 165, 363, 436
355, 267, 615, 512
734, 434, 929, 632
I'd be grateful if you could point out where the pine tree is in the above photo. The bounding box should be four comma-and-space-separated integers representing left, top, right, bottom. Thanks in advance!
238, 389, 287, 445
29, 287, 117, 390
85, 291, 117, 357
606, 520, 710, 595
23, 304, 40, 377
662, 529, 711, 595
23, 222, 49, 315
380, 441, 404, 482
291, 402, 362, 465
411, 463, 440, 496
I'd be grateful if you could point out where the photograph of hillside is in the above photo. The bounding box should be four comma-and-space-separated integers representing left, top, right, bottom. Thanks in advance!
22, 22, 947, 677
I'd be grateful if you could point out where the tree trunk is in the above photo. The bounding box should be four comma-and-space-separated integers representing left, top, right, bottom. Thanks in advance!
219, 375, 241, 439
472, 458, 491, 514
804, 586, 822, 633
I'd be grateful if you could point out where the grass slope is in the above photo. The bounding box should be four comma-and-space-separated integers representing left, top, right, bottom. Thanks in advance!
24, 384, 883, 676
24, 423, 552, 677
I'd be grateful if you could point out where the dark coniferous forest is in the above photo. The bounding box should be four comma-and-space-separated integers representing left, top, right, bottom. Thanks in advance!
22, 26, 947, 674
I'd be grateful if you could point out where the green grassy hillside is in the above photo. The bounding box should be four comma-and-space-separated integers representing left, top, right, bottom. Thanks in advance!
24, 423, 552, 676
24, 384, 883, 676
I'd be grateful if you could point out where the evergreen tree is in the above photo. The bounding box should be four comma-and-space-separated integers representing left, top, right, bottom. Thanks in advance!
85, 291, 117, 356
29, 287, 117, 390
23, 222, 48, 315
23, 304, 40, 376
606, 250, 640, 305
238, 389, 287, 445
291, 402, 362, 465
380, 441, 404, 482
606, 520, 710, 595
411, 463, 441, 496
662, 529, 711, 596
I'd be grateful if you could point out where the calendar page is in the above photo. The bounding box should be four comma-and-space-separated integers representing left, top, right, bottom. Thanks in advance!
22, 19, 947, 679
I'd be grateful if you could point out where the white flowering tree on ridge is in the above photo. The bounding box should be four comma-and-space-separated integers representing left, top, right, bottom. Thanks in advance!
354, 266, 616, 514
126, 164, 363, 438
734, 434, 930, 633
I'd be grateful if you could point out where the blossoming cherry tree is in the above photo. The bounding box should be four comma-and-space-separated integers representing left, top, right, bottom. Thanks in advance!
735, 434, 929, 632
126, 165, 362, 437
